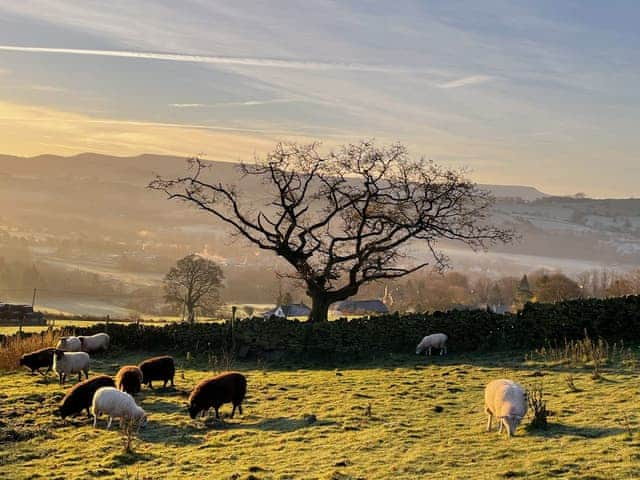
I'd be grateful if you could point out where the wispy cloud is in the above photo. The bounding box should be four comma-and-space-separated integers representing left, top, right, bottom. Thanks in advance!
30, 84, 68, 93
169, 99, 299, 108
169, 103, 207, 108
0, 45, 424, 74
437, 75, 493, 89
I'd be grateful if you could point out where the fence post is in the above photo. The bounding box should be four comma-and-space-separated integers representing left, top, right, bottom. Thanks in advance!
231, 306, 237, 353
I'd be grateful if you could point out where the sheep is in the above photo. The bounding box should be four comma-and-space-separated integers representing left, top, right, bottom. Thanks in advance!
79, 333, 110, 353
188, 372, 247, 420
53, 349, 90, 385
56, 336, 82, 352
485, 379, 528, 437
116, 365, 143, 395
19, 347, 56, 375
91, 386, 147, 429
138, 356, 175, 389
58, 375, 116, 419
415, 333, 448, 356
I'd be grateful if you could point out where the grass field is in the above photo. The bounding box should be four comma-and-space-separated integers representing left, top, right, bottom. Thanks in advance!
0, 319, 188, 336
2, 350, 640, 479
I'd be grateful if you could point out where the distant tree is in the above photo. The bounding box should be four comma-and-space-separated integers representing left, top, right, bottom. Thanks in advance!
150, 141, 514, 322
532, 272, 581, 303
278, 291, 293, 306
514, 274, 533, 307
163, 254, 224, 324
242, 305, 255, 318
487, 283, 505, 309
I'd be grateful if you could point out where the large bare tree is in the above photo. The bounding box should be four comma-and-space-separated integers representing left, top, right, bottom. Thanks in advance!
150, 141, 513, 322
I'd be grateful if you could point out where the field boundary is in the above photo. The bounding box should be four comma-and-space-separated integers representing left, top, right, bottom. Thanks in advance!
3, 295, 640, 362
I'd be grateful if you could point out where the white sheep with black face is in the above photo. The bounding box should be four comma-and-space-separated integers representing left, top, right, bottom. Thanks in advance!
484, 379, 528, 437
415, 333, 448, 356
91, 387, 147, 430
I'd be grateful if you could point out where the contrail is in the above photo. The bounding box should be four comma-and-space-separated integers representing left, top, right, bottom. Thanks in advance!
0, 45, 416, 73
437, 75, 492, 89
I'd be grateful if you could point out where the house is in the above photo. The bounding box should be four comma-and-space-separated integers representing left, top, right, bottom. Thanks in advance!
331, 299, 389, 316
488, 303, 511, 314
262, 303, 311, 319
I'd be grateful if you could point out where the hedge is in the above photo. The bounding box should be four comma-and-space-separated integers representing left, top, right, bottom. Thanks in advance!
4, 295, 640, 362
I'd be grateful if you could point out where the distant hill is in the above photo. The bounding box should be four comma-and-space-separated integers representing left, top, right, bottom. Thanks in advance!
0, 152, 549, 200
481, 184, 548, 201
1, 152, 639, 279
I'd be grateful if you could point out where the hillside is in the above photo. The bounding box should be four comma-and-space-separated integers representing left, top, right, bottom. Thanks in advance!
1, 153, 640, 314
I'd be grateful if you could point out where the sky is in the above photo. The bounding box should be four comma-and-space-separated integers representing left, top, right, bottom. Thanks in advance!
0, 1, 639, 197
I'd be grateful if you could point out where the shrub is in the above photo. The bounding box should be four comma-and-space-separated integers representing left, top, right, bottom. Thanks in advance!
120, 416, 144, 453
527, 383, 549, 430
0, 328, 66, 371
526, 330, 633, 377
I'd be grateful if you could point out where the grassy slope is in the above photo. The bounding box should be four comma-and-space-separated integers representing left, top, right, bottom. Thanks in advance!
1, 352, 639, 480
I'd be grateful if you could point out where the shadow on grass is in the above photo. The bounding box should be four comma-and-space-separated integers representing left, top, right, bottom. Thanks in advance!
108, 450, 156, 467
526, 422, 624, 439
209, 416, 338, 432
140, 396, 189, 412
139, 419, 204, 445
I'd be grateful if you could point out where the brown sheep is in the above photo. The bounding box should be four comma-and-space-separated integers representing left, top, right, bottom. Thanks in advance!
138, 356, 175, 389
19, 347, 56, 375
188, 372, 247, 420
58, 375, 116, 419
115, 365, 143, 395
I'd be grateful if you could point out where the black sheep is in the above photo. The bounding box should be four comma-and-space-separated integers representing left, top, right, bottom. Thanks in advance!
138, 355, 175, 388
188, 372, 247, 419
19, 347, 56, 375
58, 375, 115, 418
115, 365, 143, 395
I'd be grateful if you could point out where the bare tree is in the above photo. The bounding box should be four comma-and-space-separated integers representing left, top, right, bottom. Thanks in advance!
164, 254, 224, 324
150, 141, 514, 322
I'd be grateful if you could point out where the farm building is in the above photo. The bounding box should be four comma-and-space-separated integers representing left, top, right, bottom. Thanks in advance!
331, 299, 389, 316
262, 303, 311, 319
0, 303, 46, 325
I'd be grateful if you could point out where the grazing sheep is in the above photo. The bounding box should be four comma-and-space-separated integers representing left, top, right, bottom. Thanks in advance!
138, 356, 175, 389
415, 333, 448, 356
56, 336, 82, 352
53, 350, 90, 385
116, 365, 143, 395
188, 372, 247, 420
91, 386, 147, 429
485, 379, 528, 437
79, 333, 110, 353
19, 347, 56, 375
59, 375, 116, 419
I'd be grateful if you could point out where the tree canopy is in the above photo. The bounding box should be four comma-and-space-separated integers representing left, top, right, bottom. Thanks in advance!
151, 141, 514, 322
163, 254, 224, 323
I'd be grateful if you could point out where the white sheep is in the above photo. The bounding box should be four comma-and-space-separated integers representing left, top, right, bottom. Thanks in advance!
484, 379, 528, 437
79, 333, 110, 353
91, 386, 147, 429
53, 350, 90, 385
415, 333, 448, 356
56, 336, 82, 352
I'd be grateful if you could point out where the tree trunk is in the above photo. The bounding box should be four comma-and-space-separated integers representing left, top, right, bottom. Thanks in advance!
187, 303, 195, 325
308, 295, 331, 323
